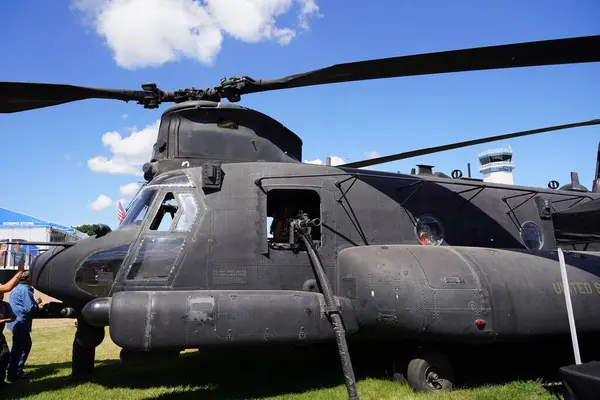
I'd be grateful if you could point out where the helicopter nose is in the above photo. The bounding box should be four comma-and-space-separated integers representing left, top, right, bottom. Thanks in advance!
30, 247, 55, 288
30, 246, 68, 300
29, 228, 139, 309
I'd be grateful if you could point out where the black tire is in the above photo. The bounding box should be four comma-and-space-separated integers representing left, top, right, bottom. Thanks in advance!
406, 351, 454, 392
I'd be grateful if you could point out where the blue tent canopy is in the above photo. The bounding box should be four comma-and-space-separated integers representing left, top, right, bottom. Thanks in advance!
0, 207, 77, 234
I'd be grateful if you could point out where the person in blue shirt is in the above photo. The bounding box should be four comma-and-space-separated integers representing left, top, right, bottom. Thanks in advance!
6, 271, 43, 381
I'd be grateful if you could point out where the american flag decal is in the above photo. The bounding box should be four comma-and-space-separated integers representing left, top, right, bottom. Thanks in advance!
117, 201, 126, 223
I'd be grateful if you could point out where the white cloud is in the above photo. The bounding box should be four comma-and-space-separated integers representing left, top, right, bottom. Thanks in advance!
304, 156, 346, 166
365, 151, 381, 158
71, 0, 322, 69
120, 182, 140, 196
298, 0, 321, 29
122, 113, 128, 119
88, 120, 159, 176
89, 194, 113, 211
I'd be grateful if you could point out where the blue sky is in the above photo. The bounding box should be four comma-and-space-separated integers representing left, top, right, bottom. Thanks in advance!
1, 0, 599, 230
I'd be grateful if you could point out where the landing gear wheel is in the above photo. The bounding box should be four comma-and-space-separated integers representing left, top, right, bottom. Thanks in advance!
71, 317, 105, 381
406, 351, 454, 392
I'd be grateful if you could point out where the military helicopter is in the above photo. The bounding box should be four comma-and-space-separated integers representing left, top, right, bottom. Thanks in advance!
2, 34, 600, 398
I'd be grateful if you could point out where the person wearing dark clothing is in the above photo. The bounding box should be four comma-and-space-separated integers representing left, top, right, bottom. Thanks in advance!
0, 293, 15, 389
0, 259, 23, 388
7, 271, 43, 381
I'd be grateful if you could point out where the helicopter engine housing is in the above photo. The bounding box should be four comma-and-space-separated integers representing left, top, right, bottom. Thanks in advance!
337, 245, 600, 342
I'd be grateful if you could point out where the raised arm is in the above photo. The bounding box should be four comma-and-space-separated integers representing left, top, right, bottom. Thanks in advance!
0, 259, 25, 293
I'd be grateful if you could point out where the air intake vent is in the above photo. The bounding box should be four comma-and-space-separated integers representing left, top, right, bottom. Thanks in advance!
416, 164, 434, 176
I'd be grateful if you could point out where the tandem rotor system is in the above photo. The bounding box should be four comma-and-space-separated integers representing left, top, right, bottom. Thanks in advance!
3, 33, 600, 400
2, 35, 600, 175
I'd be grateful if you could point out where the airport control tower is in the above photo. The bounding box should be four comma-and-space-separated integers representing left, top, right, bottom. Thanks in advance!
478, 145, 515, 184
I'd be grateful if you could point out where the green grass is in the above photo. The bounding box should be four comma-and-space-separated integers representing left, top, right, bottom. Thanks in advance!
0, 323, 560, 400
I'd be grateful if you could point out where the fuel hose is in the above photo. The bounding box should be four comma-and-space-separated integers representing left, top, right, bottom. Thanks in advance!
298, 229, 359, 400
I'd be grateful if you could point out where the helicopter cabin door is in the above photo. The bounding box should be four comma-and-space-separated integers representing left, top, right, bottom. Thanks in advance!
260, 185, 336, 292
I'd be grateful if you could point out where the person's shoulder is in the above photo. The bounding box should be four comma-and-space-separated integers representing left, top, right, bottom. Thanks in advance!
10, 284, 25, 296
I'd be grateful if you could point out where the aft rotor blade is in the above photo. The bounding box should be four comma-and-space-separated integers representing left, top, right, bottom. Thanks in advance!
244, 35, 600, 94
0, 81, 150, 113
341, 119, 600, 169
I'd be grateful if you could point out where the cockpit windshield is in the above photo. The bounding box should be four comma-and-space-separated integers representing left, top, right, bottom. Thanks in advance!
120, 189, 158, 226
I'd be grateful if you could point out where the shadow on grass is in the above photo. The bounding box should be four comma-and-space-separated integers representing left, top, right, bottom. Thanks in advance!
3, 339, 594, 399
2, 345, 353, 399
450, 339, 600, 391
22, 360, 116, 381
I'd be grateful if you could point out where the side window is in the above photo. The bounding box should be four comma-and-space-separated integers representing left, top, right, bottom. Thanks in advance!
266, 189, 321, 250
415, 215, 444, 246
521, 221, 544, 250
149, 191, 199, 232
150, 192, 178, 231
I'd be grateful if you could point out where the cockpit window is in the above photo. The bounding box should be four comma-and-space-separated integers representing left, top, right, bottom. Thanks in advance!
146, 172, 194, 188
121, 189, 158, 226
126, 236, 184, 280
75, 244, 131, 297
174, 193, 198, 232
150, 192, 178, 231
148, 191, 199, 232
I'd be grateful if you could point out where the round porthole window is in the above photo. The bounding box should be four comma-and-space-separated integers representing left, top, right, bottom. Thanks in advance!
416, 215, 444, 246
520, 221, 544, 250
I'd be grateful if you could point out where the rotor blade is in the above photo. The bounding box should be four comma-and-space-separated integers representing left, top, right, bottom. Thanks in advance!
0, 81, 150, 113
243, 35, 600, 94
340, 119, 600, 169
